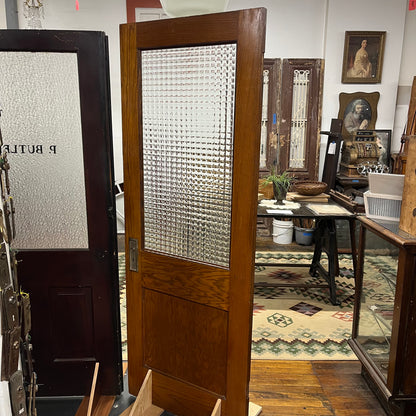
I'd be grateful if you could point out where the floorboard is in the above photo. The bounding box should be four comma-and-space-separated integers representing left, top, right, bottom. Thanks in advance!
249, 360, 387, 416
50, 360, 387, 416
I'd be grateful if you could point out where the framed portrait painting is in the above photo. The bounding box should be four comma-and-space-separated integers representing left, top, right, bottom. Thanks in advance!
373, 129, 392, 169
338, 91, 380, 137
342, 31, 386, 84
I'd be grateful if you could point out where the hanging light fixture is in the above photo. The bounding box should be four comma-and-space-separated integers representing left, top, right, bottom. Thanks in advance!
160, 0, 229, 17
23, 0, 44, 29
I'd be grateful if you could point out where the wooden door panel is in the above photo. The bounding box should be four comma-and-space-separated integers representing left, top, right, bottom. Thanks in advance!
143, 290, 228, 394
141, 253, 230, 308
121, 9, 266, 415
50, 287, 95, 359
279, 58, 323, 180
152, 372, 218, 416
0, 30, 122, 396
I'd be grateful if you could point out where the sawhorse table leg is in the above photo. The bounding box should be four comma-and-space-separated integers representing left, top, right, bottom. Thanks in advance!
309, 218, 357, 305
309, 219, 340, 305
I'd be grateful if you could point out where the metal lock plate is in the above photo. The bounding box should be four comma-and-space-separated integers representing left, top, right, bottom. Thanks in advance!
0, 246, 11, 289
1, 325, 21, 381
2, 284, 19, 332
21, 293, 31, 337
9, 370, 28, 416
129, 238, 139, 272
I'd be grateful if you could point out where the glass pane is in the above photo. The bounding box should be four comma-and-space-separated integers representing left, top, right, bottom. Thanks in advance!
289, 69, 310, 169
141, 44, 237, 267
357, 230, 399, 381
0, 52, 88, 249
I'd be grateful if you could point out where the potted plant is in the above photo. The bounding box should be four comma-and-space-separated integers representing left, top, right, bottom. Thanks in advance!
262, 169, 293, 202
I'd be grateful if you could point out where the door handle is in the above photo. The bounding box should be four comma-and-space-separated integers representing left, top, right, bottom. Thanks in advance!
129, 238, 138, 272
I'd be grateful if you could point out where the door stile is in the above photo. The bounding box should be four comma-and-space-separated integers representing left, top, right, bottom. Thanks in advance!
120, 22, 144, 393
226, 9, 267, 415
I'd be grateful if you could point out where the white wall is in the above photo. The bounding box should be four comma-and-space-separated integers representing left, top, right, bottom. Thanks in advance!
228, 0, 327, 58
323, 0, 407, 157
10, 0, 416, 181
0, 0, 6, 28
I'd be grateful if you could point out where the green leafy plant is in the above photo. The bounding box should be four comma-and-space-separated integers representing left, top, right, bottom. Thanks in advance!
262, 169, 293, 201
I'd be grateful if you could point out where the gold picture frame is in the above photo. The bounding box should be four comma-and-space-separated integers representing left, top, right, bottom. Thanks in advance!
338, 91, 380, 137
342, 31, 386, 84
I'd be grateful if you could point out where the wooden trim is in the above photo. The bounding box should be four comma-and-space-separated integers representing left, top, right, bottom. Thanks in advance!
120, 22, 144, 395
133, 11, 239, 48
226, 8, 266, 416
260, 58, 281, 175
358, 216, 416, 249
405, 76, 416, 137
351, 222, 365, 338
402, 255, 416, 394
347, 339, 392, 401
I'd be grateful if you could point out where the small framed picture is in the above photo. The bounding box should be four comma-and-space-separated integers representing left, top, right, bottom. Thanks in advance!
373, 129, 392, 169
338, 91, 380, 137
342, 31, 386, 84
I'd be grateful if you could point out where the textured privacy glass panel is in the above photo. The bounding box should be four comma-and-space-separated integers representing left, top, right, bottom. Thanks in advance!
141, 44, 237, 267
0, 52, 88, 249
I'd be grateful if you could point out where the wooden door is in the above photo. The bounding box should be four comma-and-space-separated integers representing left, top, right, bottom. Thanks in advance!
0, 30, 122, 396
120, 8, 266, 416
278, 58, 324, 180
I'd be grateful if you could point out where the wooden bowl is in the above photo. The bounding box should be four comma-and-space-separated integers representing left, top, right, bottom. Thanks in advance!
292, 181, 328, 196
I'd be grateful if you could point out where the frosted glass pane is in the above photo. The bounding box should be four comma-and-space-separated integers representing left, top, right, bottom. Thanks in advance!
0, 52, 88, 249
142, 44, 236, 268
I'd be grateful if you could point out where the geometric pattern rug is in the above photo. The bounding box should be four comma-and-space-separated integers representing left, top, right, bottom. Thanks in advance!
119, 251, 389, 361
252, 251, 356, 360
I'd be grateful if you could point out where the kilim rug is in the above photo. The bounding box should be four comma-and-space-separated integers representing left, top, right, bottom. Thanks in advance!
252, 251, 356, 360
118, 251, 388, 361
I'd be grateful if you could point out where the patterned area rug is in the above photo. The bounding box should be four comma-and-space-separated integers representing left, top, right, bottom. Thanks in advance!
252, 251, 356, 360
118, 251, 385, 361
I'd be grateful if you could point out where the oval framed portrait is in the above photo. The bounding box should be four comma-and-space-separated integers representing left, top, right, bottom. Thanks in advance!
338, 92, 379, 137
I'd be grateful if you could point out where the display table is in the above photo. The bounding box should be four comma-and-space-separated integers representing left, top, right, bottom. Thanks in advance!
348, 217, 416, 415
257, 201, 357, 305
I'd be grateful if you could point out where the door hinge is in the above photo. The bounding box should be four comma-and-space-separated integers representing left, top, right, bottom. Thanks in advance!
129, 238, 138, 272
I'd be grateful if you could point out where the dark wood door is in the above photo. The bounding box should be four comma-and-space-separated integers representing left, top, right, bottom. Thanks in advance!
0, 30, 122, 396
278, 58, 324, 180
120, 9, 266, 416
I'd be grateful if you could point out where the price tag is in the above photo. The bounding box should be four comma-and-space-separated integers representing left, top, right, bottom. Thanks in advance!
328, 141, 336, 155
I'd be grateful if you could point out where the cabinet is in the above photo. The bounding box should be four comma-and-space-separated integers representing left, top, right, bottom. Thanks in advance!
349, 216, 416, 415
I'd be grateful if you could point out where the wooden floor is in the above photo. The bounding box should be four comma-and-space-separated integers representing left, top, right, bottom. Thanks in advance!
73, 360, 386, 416
250, 360, 387, 416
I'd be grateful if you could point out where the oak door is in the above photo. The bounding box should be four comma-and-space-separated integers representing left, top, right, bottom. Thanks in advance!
0, 30, 122, 396
120, 8, 266, 416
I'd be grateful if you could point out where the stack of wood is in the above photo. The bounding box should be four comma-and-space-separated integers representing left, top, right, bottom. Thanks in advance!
329, 189, 365, 213
286, 192, 330, 203
293, 218, 315, 228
